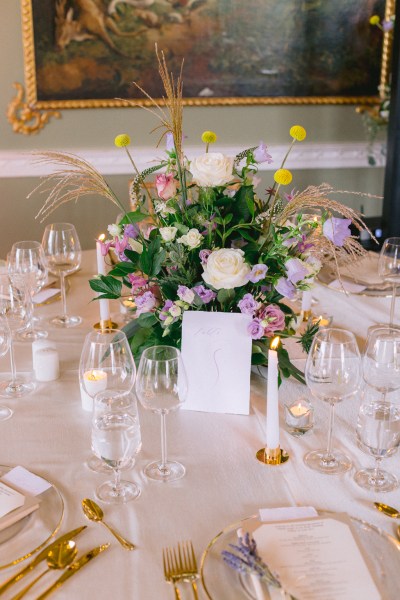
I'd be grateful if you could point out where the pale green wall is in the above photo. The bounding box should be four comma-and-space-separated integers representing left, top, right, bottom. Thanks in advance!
0, 0, 385, 257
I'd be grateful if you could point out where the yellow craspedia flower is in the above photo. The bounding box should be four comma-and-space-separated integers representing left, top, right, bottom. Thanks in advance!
114, 134, 131, 148
290, 125, 307, 141
274, 169, 293, 186
369, 15, 380, 25
201, 131, 217, 144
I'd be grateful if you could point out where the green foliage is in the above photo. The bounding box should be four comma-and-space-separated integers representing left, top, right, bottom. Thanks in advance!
89, 275, 122, 299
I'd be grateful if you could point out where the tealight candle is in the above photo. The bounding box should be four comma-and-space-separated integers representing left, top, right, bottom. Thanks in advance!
34, 347, 60, 382
310, 314, 333, 328
284, 397, 314, 436
81, 369, 108, 411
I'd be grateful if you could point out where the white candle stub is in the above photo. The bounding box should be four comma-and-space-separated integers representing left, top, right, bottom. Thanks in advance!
81, 370, 108, 411
34, 347, 60, 382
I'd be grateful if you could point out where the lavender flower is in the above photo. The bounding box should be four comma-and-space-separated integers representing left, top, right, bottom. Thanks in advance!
159, 299, 174, 321
259, 304, 285, 336
254, 141, 273, 164
238, 293, 259, 315
199, 249, 211, 266
285, 258, 308, 284
323, 217, 351, 247
124, 223, 139, 239
177, 285, 195, 304
193, 285, 216, 304
135, 291, 156, 315
275, 277, 296, 300
248, 318, 264, 339
248, 264, 268, 283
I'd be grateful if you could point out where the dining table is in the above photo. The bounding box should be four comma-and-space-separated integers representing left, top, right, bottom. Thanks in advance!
0, 249, 399, 599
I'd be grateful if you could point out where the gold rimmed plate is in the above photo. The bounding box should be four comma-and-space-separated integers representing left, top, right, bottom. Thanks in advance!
200, 512, 400, 600
0, 466, 64, 569
317, 265, 400, 297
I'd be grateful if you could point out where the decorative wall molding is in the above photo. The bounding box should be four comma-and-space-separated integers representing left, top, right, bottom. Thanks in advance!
0, 142, 386, 179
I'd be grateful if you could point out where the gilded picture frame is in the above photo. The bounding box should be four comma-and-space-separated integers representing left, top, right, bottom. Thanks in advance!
9, 0, 393, 132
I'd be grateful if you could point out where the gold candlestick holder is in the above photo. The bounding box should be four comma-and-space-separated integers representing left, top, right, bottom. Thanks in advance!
302, 309, 312, 322
93, 319, 119, 331
256, 445, 289, 465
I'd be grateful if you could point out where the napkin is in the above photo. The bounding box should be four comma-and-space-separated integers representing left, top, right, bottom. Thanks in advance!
0, 482, 40, 532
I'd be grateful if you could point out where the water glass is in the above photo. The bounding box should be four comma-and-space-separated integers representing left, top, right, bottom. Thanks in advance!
362, 327, 400, 400
379, 237, 400, 327
0, 316, 13, 420
91, 390, 142, 503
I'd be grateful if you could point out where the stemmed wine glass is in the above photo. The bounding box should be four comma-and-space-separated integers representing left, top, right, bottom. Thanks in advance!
362, 327, 400, 402
136, 345, 188, 482
379, 237, 400, 327
304, 328, 362, 474
91, 390, 142, 503
0, 275, 34, 400
79, 329, 136, 472
42, 223, 82, 327
8, 241, 48, 340
355, 386, 400, 492
0, 316, 13, 420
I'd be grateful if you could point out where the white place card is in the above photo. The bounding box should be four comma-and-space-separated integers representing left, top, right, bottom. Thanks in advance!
33, 288, 61, 304
181, 311, 252, 414
253, 516, 381, 600
0, 482, 24, 519
2, 466, 52, 496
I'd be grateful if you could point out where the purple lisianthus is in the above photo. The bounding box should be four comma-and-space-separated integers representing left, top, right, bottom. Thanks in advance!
275, 277, 296, 300
135, 291, 156, 315
199, 249, 211, 266
159, 299, 174, 321
254, 141, 273, 164
323, 217, 352, 247
258, 304, 285, 337
247, 318, 265, 340
192, 285, 216, 304
177, 285, 195, 304
124, 223, 139, 239
248, 264, 268, 283
285, 257, 308, 284
238, 293, 259, 315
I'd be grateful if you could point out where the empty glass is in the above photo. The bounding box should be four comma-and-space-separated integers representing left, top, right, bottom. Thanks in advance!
42, 223, 82, 327
91, 390, 142, 503
136, 345, 188, 482
8, 241, 48, 340
0, 316, 13, 420
79, 329, 136, 472
379, 237, 400, 327
355, 386, 400, 492
0, 276, 34, 399
304, 328, 362, 474
363, 327, 400, 401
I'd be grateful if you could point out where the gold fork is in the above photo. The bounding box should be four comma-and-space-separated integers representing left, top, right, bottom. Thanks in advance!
163, 546, 182, 600
177, 541, 199, 600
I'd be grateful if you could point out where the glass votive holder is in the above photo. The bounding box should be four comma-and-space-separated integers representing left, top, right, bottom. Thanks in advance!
284, 397, 314, 436
308, 313, 333, 328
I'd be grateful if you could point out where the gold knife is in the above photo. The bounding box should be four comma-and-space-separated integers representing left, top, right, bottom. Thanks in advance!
0, 526, 87, 595
34, 543, 110, 599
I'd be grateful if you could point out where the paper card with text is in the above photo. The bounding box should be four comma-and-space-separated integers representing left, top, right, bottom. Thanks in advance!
0, 482, 25, 519
181, 311, 252, 414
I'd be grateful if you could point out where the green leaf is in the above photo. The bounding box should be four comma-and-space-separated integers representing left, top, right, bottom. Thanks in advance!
139, 238, 166, 276
217, 288, 235, 306
109, 262, 137, 277
118, 210, 149, 225
124, 249, 141, 264
136, 312, 158, 328
277, 346, 305, 384
251, 352, 267, 365
89, 275, 122, 299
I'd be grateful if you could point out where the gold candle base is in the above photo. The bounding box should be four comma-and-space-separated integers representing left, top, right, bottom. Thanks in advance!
93, 319, 119, 331
256, 446, 290, 465
302, 309, 312, 322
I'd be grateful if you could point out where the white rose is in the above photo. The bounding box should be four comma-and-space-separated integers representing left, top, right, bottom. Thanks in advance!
159, 226, 178, 242
189, 152, 234, 187
202, 248, 251, 290
108, 223, 122, 237
177, 228, 203, 249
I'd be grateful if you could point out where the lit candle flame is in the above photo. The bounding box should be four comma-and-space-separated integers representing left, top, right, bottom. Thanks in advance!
270, 336, 280, 350
98, 233, 106, 242
86, 369, 106, 381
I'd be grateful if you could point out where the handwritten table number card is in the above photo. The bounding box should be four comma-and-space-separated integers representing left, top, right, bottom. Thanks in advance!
181, 311, 252, 414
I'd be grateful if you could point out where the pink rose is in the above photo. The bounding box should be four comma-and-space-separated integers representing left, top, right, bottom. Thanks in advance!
258, 304, 285, 337
155, 173, 177, 201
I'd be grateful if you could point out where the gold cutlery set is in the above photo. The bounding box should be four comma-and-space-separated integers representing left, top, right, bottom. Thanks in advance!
163, 541, 199, 600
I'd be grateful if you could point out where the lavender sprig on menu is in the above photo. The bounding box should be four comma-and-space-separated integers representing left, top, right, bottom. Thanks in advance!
222, 532, 298, 600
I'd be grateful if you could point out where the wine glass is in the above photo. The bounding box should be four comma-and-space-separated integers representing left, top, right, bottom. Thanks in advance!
79, 329, 136, 472
42, 223, 82, 327
0, 316, 13, 420
355, 386, 400, 492
8, 241, 48, 340
0, 275, 34, 400
304, 328, 362, 474
362, 327, 400, 402
91, 390, 142, 503
136, 345, 188, 482
379, 237, 400, 327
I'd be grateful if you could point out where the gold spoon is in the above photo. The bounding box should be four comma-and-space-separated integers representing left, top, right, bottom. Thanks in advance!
10, 540, 77, 600
81, 498, 135, 551
374, 502, 400, 518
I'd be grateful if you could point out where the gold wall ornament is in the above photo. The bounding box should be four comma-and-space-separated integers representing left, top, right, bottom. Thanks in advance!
7, 83, 61, 135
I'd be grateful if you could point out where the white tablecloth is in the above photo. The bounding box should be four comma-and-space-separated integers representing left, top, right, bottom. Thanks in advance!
0, 251, 399, 599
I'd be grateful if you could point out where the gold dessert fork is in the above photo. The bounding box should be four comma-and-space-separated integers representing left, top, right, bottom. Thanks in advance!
177, 541, 199, 600
162, 546, 182, 600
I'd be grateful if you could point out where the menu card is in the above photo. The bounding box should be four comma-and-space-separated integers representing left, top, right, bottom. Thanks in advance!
253, 515, 381, 600
0, 482, 39, 533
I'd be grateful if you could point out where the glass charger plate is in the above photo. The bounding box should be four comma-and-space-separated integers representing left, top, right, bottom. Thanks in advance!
0, 466, 64, 569
200, 512, 400, 600
316, 265, 400, 297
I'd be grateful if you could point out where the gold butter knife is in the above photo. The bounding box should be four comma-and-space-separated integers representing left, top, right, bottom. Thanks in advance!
34, 543, 110, 599
0, 526, 87, 595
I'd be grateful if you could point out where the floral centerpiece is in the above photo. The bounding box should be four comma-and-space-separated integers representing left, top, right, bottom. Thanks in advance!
33, 50, 370, 382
